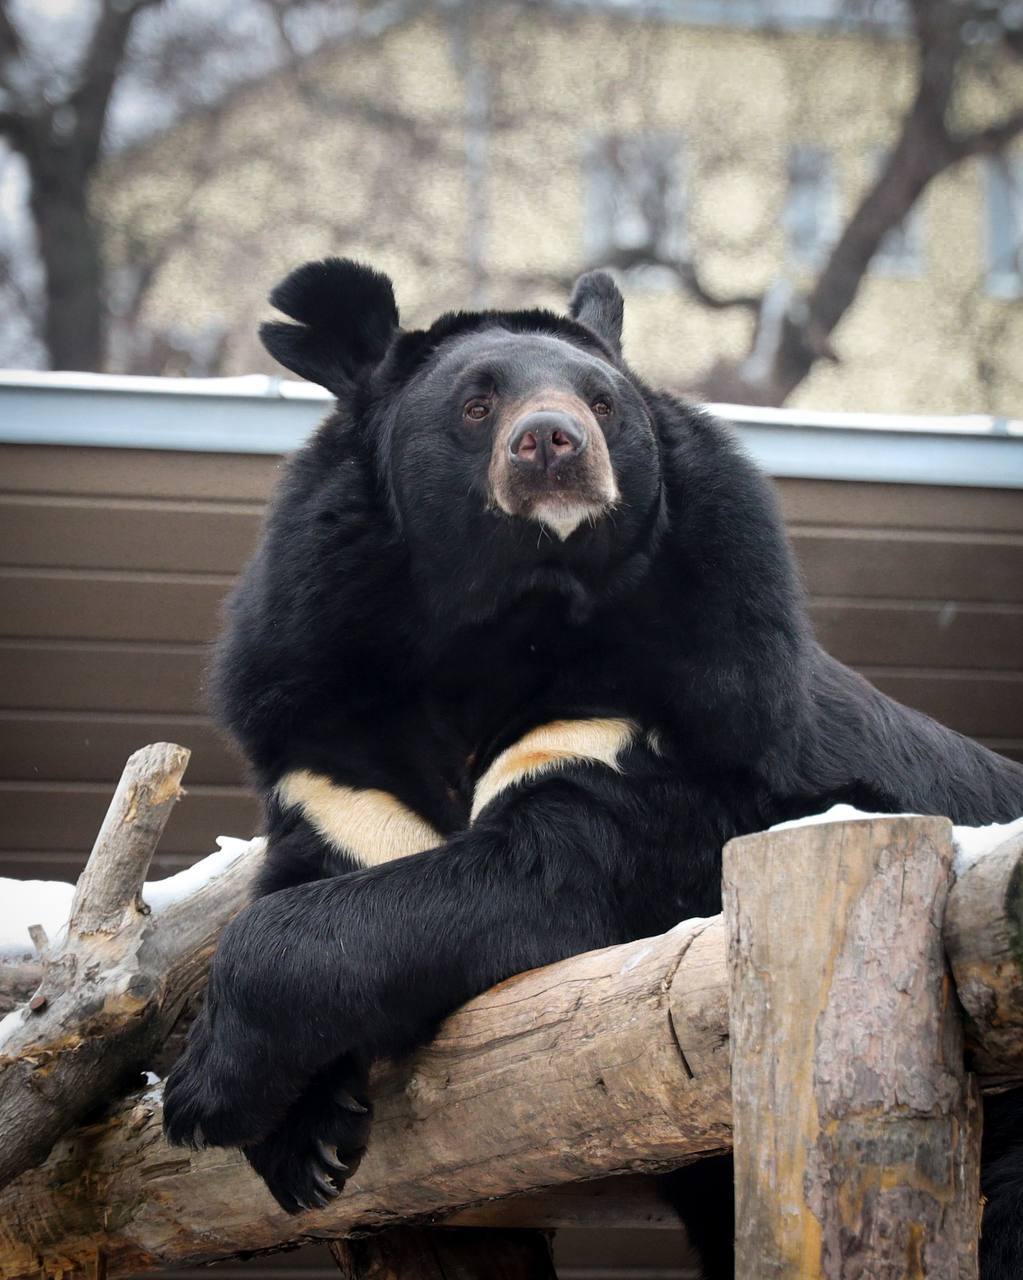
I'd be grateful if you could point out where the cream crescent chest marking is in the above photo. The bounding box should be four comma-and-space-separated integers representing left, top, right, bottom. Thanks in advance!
276, 770, 443, 866
470, 717, 639, 822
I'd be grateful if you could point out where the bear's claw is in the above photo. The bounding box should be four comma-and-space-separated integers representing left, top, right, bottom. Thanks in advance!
243, 1058, 372, 1215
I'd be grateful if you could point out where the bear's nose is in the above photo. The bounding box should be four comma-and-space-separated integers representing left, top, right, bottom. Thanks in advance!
508, 412, 587, 472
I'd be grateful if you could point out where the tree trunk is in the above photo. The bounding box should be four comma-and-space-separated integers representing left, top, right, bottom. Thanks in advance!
26, 134, 106, 372
725, 816, 981, 1279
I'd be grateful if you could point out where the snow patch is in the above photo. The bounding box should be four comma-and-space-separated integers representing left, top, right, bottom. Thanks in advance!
142, 835, 264, 912
0, 835, 263, 960
769, 803, 1023, 875
0, 880, 74, 959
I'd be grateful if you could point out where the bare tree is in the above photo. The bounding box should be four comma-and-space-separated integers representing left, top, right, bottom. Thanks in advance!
0, 0, 420, 371
583, 0, 1023, 406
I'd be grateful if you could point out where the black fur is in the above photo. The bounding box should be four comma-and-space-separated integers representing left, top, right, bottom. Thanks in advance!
259, 257, 399, 395
164, 260, 1023, 1271
569, 269, 625, 354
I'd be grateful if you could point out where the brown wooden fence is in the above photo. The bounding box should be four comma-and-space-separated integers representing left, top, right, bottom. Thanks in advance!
2, 441, 1021, 884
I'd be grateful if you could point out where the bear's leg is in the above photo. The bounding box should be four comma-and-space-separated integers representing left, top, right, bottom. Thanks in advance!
659, 1156, 734, 1280
980, 1088, 1023, 1279
163, 767, 728, 1197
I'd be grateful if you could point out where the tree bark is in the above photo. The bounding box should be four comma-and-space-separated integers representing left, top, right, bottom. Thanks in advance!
725, 816, 981, 1279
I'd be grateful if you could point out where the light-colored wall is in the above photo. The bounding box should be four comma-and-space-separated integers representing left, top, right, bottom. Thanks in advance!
100, 5, 1023, 415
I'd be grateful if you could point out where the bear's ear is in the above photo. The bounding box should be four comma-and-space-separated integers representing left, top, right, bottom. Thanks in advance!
568, 270, 624, 356
259, 258, 399, 394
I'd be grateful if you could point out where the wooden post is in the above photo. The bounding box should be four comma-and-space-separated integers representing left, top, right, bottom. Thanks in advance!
329, 1229, 557, 1279
724, 816, 981, 1279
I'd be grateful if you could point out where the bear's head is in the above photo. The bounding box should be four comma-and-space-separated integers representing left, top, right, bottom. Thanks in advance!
261, 259, 665, 622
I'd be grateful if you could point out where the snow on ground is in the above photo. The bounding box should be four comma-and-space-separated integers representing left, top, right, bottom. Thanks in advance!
0, 835, 262, 960
770, 803, 1023, 875
0, 880, 74, 960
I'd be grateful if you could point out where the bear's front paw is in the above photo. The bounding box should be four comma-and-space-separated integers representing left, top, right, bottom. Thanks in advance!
163, 1012, 284, 1150
243, 1057, 373, 1214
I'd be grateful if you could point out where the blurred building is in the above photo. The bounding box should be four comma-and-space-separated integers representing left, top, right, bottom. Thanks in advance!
99, 0, 1023, 415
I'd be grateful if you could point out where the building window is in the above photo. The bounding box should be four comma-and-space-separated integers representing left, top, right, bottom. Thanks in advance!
986, 154, 1023, 299
583, 134, 686, 269
871, 151, 924, 276
784, 145, 839, 268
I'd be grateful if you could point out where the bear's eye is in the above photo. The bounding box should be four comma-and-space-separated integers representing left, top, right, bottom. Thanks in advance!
592, 398, 613, 417
464, 399, 491, 422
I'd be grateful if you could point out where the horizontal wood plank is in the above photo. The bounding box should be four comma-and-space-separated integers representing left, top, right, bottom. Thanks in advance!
5, 509, 1023, 610
809, 599, 1023, 669
4, 574, 1023, 655
0, 713, 243, 785
0, 575, 227, 643
4, 447, 1022, 535
0, 643, 207, 713
776, 479, 1023, 533
791, 529, 1023, 602
0, 782, 259, 855
2, 644, 1020, 737
0, 445, 281, 502
0, 497, 261, 574
863, 669, 1023, 740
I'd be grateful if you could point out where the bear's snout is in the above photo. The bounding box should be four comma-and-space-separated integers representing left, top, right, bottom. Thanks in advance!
487, 392, 620, 541
508, 411, 588, 474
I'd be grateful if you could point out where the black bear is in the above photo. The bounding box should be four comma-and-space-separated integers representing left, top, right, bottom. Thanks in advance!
163, 259, 1023, 1276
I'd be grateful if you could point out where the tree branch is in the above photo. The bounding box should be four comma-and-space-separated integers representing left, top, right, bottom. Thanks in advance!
68, 0, 166, 170
595, 246, 763, 314
948, 108, 1023, 160
69, 743, 189, 937
0, 746, 262, 1193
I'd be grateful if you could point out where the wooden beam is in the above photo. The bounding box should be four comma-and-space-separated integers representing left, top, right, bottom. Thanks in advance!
725, 816, 981, 1279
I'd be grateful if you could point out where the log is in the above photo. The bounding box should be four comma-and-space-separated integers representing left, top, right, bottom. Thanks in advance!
2, 808, 1022, 1277
0, 917, 731, 1280
0, 745, 263, 1194
724, 816, 982, 1279
945, 832, 1023, 1079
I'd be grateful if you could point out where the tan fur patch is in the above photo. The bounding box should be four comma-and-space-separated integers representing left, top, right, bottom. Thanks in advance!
470, 718, 637, 821
277, 770, 442, 866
